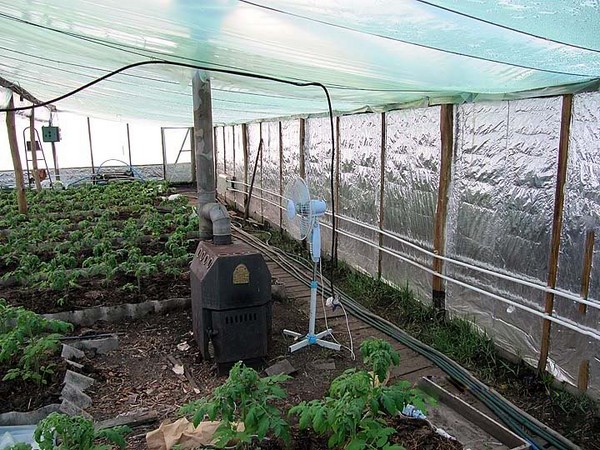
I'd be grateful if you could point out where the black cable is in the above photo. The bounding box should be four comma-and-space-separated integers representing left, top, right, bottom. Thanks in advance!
238, 0, 597, 78
0, 57, 340, 289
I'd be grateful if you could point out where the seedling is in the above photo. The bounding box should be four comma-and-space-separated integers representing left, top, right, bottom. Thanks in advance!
290, 338, 430, 450
0, 299, 72, 384
180, 362, 291, 447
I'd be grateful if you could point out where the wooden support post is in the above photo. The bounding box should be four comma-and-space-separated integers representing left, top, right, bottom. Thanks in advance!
259, 122, 264, 220
432, 104, 454, 320
579, 230, 595, 315
576, 230, 594, 392
278, 121, 284, 229
160, 127, 167, 180
29, 111, 41, 190
50, 141, 60, 181
5, 96, 28, 214
232, 125, 236, 207
191, 126, 197, 184
538, 94, 573, 375
299, 118, 306, 180
334, 116, 340, 263
578, 359, 590, 392
377, 112, 387, 280
222, 126, 227, 173
87, 117, 96, 174
126, 123, 133, 167
242, 123, 249, 190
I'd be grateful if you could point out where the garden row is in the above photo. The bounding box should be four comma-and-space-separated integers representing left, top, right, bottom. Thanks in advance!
0, 182, 198, 312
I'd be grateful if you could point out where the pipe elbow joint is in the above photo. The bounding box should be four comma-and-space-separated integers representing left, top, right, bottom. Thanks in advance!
201, 202, 232, 245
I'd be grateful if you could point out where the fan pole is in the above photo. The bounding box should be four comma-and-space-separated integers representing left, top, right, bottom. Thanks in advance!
283, 233, 341, 353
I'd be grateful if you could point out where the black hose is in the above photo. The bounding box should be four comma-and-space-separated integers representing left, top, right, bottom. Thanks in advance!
232, 227, 579, 450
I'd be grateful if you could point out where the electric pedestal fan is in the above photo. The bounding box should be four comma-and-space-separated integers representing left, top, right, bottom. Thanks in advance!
282, 178, 341, 353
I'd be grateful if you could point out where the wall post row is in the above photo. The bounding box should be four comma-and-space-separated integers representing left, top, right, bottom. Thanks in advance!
299, 118, 306, 180
538, 94, 573, 375
432, 104, 454, 320
278, 121, 284, 229
377, 112, 387, 280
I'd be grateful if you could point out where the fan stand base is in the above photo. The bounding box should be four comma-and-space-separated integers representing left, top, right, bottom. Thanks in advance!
283, 328, 341, 353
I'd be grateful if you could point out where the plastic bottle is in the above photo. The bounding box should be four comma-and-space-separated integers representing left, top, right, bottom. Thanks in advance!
402, 404, 426, 419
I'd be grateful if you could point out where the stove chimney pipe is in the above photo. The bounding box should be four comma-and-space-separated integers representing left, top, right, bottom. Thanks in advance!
193, 71, 231, 245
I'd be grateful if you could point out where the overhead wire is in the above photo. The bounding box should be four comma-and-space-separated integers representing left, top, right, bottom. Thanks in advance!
0, 58, 340, 302
237, 0, 597, 78
413, 0, 600, 54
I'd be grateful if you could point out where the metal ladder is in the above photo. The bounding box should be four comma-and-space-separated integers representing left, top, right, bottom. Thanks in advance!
22, 126, 52, 187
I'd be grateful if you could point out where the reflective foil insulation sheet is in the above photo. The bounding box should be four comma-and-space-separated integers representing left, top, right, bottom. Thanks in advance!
337, 113, 381, 276
247, 123, 262, 220
261, 121, 281, 227
216, 92, 600, 397
447, 98, 562, 372
553, 92, 600, 396
381, 107, 441, 300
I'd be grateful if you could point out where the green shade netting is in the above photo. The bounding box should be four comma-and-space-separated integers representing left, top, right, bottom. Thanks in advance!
0, 0, 599, 125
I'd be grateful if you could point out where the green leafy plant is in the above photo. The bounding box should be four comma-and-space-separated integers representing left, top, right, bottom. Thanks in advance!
0, 299, 72, 384
180, 362, 291, 448
290, 338, 430, 450
11, 413, 130, 450
360, 338, 400, 384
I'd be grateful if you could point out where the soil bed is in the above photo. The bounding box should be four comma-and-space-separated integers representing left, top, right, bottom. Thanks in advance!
0, 357, 66, 414
2, 272, 192, 315
83, 297, 461, 449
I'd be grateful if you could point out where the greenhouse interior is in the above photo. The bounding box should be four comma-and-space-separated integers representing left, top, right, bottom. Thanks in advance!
0, 1, 599, 449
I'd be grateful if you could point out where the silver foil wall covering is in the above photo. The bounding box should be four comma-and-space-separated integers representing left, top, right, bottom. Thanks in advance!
216, 92, 600, 398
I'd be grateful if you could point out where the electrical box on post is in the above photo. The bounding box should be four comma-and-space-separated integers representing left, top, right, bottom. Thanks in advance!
41, 126, 60, 143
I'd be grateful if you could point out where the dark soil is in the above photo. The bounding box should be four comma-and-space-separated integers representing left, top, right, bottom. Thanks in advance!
2, 272, 191, 315
389, 416, 462, 450
0, 357, 66, 413
80, 295, 460, 449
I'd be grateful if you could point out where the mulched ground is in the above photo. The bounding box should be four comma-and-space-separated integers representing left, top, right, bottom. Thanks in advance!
81, 297, 461, 449
2, 272, 191, 315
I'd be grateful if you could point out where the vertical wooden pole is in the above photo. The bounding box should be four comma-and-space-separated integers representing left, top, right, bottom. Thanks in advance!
191, 126, 197, 184
126, 123, 133, 167
299, 118, 306, 180
577, 230, 594, 391
232, 125, 236, 207
432, 104, 454, 319
6, 96, 28, 214
242, 123, 249, 189
578, 360, 590, 392
29, 111, 41, 190
278, 121, 284, 229
259, 122, 264, 221
579, 230, 595, 314
222, 126, 227, 173
160, 127, 167, 180
87, 117, 96, 174
377, 112, 387, 279
538, 94, 573, 375
50, 141, 60, 181
334, 116, 340, 263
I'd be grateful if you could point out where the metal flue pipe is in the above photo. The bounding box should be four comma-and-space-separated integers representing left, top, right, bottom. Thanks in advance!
192, 71, 231, 245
